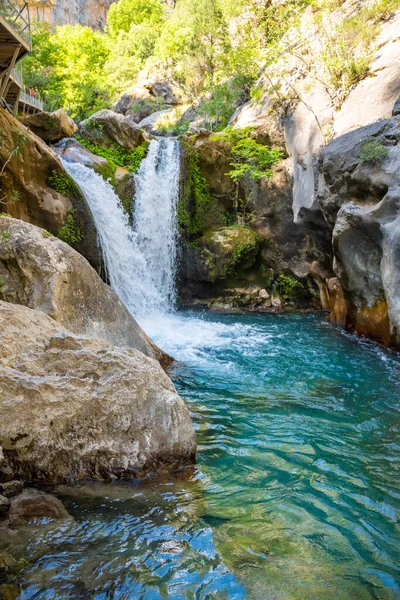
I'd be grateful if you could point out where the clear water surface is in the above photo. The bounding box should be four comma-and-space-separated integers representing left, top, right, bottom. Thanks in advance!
5, 312, 400, 599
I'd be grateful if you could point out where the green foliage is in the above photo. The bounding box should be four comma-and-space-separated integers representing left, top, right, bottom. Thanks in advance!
178, 141, 212, 235
48, 170, 82, 202
216, 127, 283, 181
274, 274, 305, 299
1, 231, 10, 239
321, 0, 400, 92
58, 210, 83, 245
0, 213, 12, 217
75, 136, 148, 173
107, 0, 165, 36
198, 83, 243, 132
23, 24, 111, 119
360, 140, 389, 163
43, 230, 54, 238
94, 161, 117, 187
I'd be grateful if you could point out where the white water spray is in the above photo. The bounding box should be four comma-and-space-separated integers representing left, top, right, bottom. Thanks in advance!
62, 138, 180, 321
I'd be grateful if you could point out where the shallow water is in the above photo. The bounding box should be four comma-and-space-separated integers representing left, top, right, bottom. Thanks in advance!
4, 312, 400, 599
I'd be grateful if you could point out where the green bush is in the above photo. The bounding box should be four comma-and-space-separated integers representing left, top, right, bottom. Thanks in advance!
274, 274, 305, 299
215, 127, 283, 181
360, 140, 389, 163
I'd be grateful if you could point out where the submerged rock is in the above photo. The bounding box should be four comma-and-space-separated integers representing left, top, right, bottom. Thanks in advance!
9, 489, 70, 527
0, 496, 10, 517
0, 301, 196, 484
22, 109, 77, 143
0, 216, 168, 365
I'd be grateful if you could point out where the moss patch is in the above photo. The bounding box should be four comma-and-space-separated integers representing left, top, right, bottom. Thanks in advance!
75, 136, 148, 173
58, 209, 83, 245
198, 225, 260, 283
178, 140, 212, 235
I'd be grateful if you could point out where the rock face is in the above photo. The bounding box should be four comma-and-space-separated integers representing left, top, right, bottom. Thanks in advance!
0, 108, 102, 273
316, 116, 400, 347
0, 216, 169, 364
26, 0, 116, 30
23, 109, 77, 143
78, 110, 144, 150
226, 4, 400, 346
0, 301, 196, 484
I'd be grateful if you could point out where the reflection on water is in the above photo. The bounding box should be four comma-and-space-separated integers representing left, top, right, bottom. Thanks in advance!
2, 313, 400, 599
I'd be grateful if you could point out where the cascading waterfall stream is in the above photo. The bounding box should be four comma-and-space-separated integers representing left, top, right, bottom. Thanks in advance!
62, 137, 180, 323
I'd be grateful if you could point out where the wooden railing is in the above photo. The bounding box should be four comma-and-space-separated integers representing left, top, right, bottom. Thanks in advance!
0, 0, 31, 46
20, 89, 44, 111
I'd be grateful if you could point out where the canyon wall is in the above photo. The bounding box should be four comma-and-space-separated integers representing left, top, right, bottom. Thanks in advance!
27, 0, 116, 30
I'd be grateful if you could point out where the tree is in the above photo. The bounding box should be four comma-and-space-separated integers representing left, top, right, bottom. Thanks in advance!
107, 0, 165, 37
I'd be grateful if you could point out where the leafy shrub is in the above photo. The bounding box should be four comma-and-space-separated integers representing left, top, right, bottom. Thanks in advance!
215, 127, 283, 181
360, 140, 389, 163
274, 274, 305, 299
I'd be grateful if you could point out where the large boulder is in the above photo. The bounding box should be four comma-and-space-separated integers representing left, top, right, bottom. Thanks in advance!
0, 108, 102, 273
78, 109, 144, 149
23, 109, 77, 143
54, 138, 108, 168
0, 216, 169, 365
185, 226, 260, 284
0, 301, 196, 484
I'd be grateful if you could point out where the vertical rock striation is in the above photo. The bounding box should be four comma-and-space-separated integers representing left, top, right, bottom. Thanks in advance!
27, 0, 116, 30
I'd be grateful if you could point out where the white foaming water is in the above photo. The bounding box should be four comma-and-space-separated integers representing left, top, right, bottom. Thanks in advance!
62, 138, 259, 361
62, 138, 180, 320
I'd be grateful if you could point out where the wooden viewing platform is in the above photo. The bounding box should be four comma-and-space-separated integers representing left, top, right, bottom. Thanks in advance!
0, 0, 35, 114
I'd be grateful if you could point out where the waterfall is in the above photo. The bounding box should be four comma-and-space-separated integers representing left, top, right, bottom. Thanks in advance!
61, 138, 180, 321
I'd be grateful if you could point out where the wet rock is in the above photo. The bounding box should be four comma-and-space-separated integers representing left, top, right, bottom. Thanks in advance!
0, 496, 10, 517
0, 482, 24, 499
0, 301, 196, 484
54, 138, 108, 167
0, 109, 102, 273
0, 552, 16, 570
23, 109, 77, 143
79, 109, 144, 150
271, 295, 282, 308
0, 217, 169, 365
0, 584, 19, 600
9, 489, 70, 527
259, 289, 270, 300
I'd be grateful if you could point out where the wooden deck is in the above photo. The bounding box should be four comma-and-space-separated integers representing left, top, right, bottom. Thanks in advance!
0, 1, 33, 114
0, 2, 31, 75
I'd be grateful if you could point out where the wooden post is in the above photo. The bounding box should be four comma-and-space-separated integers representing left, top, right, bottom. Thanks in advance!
0, 45, 21, 100
12, 90, 21, 116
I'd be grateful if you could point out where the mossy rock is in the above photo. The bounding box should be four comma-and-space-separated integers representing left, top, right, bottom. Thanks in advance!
197, 226, 260, 283
47, 168, 103, 274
